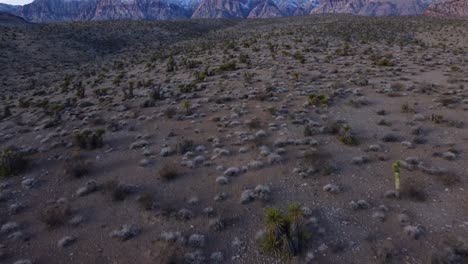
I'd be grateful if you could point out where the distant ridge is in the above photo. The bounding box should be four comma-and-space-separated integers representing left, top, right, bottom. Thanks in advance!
2, 0, 465, 22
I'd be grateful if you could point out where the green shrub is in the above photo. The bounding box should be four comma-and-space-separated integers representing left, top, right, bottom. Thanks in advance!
308, 94, 330, 107
259, 204, 308, 257
0, 147, 27, 177
218, 61, 236, 72
74, 129, 105, 150
159, 165, 178, 181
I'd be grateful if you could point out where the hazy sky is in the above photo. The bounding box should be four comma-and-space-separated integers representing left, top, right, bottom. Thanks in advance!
0, 0, 33, 5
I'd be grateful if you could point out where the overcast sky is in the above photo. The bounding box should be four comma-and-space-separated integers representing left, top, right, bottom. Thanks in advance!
0, 0, 33, 5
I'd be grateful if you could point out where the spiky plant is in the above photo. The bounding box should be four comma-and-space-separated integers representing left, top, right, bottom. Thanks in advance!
393, 161, 402, 198
181, 100, 192, 115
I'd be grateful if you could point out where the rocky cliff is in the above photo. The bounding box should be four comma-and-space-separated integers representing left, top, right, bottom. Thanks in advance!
13, 0, 465, 23
424, 0, 468, 17
311, 0, 432, 16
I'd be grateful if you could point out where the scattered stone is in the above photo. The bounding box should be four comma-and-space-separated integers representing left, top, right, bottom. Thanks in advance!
188, 234, 205, 248
224, 167, 240, 177
76, 180, 98, 197
404, 225, 424, 239
240, 189, 255, 204
130, 140, 149, 150
323, 184, 340, 194
210, 251, 224, 262
58, 236, 76, 248
350, 200, 370, 210
110, 224, 140, 241
216, 176, 229, 185
1, 222, 19, 234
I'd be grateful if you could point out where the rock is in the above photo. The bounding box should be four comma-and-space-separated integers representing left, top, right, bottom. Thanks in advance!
1, 222, 19, 234
139, 158, 151, 167
254, 185, 271, 201
442, 151, 456, 160
160, 231, 186, 244
130, 140, 149, 150
384, 190, 397, 199
177, 208, 193, 220
58, 236, 76, 248
350, 200, 370, 210
69, 215, 85, 226
352, 156, 369, 165
13, 260, 33, 264
240, 189, 255, 204
404, 225, 424, 239
305, 251, 315, 263
76, 180, 98, 197
224, 167, 240, 177
215, 176, 229, 185
210, 251, 224, 262
398, 213, 410, 225
413, 114, 425, 121
323, 183, 340, 194
21, 177, 36, 189
110, 224, 140, 241
267, 153, 282, 164
160, 147, 173, 157
368, 144, 382, 152
188, 234, 205, 248
185, 250, 205, 264
8, 231, 29, 241
209, 218, 225, 231
247, 160, 264, 170
372, 211, 386, 222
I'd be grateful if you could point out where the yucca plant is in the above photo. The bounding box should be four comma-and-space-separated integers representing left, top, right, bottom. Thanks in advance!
181, 100, 192, 115
393, 161, 402, 198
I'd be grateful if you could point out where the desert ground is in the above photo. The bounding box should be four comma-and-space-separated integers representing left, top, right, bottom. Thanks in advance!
0, 14, 467, 264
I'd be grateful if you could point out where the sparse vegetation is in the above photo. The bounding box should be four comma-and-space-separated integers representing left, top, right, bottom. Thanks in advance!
0, 147, 27, 178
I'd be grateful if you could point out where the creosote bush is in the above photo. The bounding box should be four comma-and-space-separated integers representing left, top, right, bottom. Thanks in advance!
0, 147, 28, 178
40, 203, 71, 228
159, 165, 178, 181
338, 125, 358, 146
64, 151, 90, 178
74, 129, 105, 150
308, 94, 330, 107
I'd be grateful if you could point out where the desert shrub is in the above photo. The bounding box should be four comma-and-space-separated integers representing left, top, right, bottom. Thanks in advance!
178, 83, 197, 93
244, 72, 254, 83
150, 87, 163, 101
308, 94, 330, 107
338, 125, 358, 146
0, 147, 27, 178
248, 118, 261, 130
293, 52, 305, 63
177, 139, 194, 154
259, 204, 308, 257
303, 148, 334, 175
40, 203, 71, 228
238, 53, 251, 64
159, 165, 178, 181
137, 192, 154, 211
74, 129, 105, 150
166, 56, 176, 72
75, 81, 85, 98
64, 151, 89, 178
218, 61, 236, 72
164, 107, 177, 119
103, 180, 133, 201
181, 100, 192, 115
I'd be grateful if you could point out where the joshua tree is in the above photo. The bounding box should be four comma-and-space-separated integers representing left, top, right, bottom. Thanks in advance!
181, 100, 191, 115
393, 161, 402, 198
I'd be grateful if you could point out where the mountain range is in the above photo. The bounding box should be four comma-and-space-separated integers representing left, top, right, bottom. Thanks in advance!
0, 0, 466, 22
